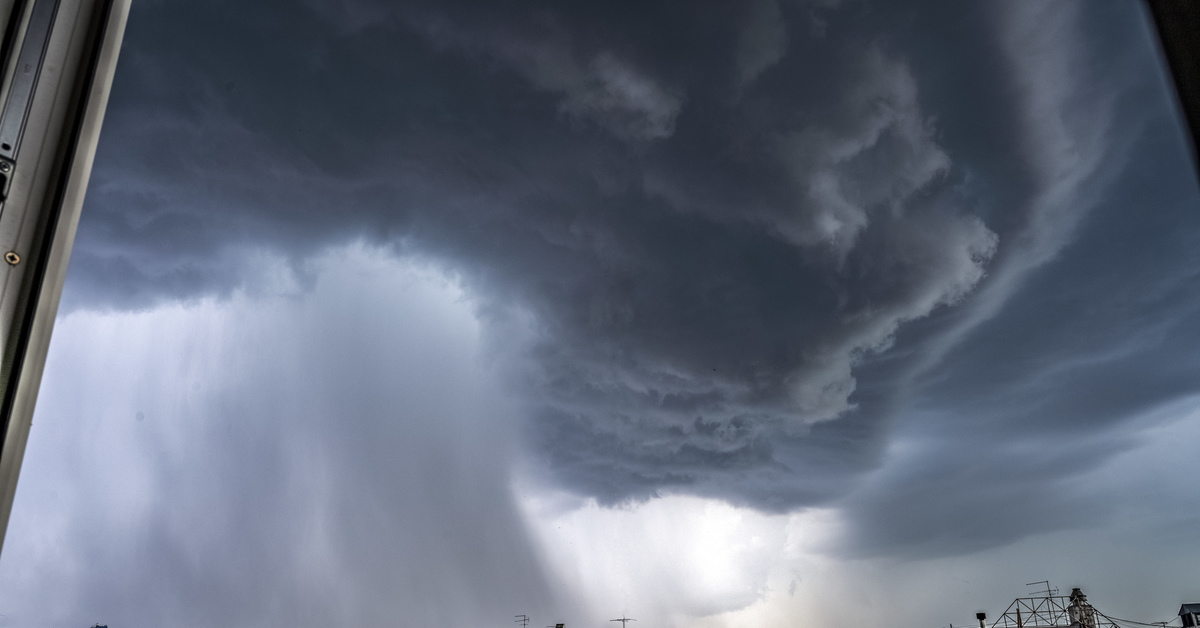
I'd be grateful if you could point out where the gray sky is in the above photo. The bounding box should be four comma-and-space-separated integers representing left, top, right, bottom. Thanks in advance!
0, 0, 1198, 627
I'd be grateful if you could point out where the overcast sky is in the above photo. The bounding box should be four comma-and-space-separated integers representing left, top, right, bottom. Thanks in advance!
0, 0, 1198, 627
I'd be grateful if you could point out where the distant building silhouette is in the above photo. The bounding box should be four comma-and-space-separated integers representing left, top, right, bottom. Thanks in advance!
1180, 604, 1200, 628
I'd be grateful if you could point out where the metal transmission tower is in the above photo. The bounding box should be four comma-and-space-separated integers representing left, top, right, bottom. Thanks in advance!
0, 0, 129, 557
989, 587, 1118, 628
611, 616, 636, 628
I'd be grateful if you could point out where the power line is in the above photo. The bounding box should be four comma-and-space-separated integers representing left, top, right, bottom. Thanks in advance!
1097, 611, 1183, 628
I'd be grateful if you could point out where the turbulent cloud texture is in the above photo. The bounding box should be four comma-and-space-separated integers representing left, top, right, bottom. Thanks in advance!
60, 0, 1200, 553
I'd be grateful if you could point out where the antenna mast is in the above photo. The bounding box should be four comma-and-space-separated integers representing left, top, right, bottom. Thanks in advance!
611, 616, 637, 628
1026, 581, 1058, 598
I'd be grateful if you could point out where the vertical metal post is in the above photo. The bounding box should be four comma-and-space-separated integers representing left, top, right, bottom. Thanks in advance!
0, 0, 130, 557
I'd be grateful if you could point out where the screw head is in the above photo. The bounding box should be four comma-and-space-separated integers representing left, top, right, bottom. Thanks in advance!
0, 162, 10, 173
4, 252, 19, 265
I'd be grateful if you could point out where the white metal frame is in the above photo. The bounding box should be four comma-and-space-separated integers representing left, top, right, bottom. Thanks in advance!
0, 0, 130, 557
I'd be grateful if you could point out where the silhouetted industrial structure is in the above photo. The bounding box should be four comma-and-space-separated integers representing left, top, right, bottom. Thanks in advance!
989, 588, 1112, 628
974, 585, 1195, 628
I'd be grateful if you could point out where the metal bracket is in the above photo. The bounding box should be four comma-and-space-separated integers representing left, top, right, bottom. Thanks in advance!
0, 0, 60, 203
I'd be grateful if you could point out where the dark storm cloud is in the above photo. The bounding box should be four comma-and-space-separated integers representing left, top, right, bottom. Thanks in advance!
64, 0, 1199, 553
854, 152, 1200, 553
831, 25, 1200, 555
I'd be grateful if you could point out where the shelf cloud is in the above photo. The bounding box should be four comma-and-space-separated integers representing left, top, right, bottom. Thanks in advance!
42, 0, 1200, 598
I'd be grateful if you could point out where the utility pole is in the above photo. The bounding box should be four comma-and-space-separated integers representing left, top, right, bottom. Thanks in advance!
0, 0, 131, 559
516, 614, 530, 628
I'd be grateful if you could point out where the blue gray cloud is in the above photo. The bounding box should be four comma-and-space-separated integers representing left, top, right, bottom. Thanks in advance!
57, 0, 1200, 561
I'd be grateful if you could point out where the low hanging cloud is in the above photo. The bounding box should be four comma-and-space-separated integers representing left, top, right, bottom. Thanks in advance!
504, 43, 999, 503
63, 0, 1160, 527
